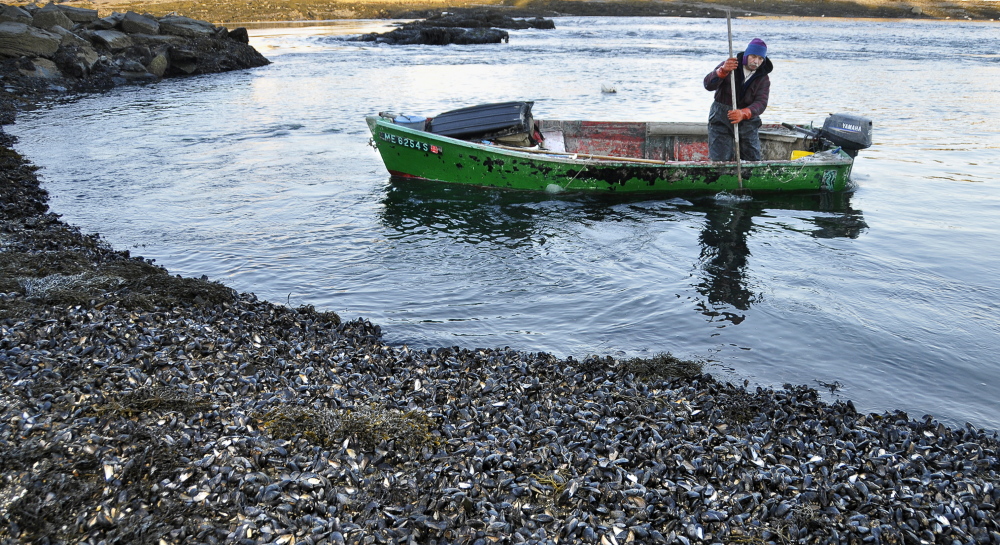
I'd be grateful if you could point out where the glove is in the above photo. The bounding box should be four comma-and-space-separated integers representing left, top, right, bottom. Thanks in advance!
728, 108, 752, 124
715, 57, 738, 78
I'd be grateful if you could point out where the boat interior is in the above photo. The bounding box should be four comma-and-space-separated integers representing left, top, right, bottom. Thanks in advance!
538, 120, 814, 163
383, 102, 827, 163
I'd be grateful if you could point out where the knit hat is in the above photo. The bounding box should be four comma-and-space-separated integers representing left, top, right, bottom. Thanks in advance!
744, 38, 767, 59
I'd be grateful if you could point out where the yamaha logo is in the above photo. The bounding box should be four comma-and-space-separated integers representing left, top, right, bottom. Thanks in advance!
840, 123, 863, 132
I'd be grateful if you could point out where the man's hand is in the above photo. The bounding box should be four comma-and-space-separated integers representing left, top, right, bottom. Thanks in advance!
728, 108, 752, 124
715, 57, 739, 78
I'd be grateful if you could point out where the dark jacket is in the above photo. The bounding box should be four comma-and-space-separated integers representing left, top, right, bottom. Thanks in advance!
704, 51, 773, 119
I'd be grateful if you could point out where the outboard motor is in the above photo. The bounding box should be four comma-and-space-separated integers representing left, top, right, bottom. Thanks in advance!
818, 113, 873, 158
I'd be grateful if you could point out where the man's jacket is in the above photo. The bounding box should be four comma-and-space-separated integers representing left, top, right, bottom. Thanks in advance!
704, 51, 773, 118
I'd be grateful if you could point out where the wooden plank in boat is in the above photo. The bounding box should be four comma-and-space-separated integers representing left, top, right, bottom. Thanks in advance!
647, 122, 708, 136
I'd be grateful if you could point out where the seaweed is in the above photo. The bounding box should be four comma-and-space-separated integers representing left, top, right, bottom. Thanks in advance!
257, 404, 439, 453
0, 248, 237, 319
114, 385, 216, 417
621, 352, 704, 380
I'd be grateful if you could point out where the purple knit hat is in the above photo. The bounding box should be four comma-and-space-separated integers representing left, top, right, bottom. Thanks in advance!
744, 38, 767, 60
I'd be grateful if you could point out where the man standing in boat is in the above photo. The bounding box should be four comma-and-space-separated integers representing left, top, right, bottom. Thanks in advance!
704, 38, 772, 162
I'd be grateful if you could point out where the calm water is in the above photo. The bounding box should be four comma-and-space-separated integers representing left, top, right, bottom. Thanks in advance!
11, 17, 1000, 430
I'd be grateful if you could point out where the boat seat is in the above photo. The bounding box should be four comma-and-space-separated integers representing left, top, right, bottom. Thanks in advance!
647, 123, 708, 137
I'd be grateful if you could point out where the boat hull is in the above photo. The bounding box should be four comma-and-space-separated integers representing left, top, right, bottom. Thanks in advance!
367, 116, 855, 194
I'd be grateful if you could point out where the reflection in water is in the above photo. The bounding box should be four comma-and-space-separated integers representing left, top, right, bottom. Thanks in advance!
380, 178, 867, 326
379, 177, 667, 247
698, 204, 755, 320
379, 178, 542, 248
696, 193, 866, 323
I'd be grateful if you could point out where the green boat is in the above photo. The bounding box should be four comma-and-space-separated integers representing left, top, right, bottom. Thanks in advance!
366, 101, 873, 195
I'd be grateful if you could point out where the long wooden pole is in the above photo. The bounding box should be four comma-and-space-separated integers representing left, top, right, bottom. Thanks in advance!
726, 10, 744, 190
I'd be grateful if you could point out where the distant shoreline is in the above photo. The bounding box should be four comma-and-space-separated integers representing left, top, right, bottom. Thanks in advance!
52, 0, 1000, 24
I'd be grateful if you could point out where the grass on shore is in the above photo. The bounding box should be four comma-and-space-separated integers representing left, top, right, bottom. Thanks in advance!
54, 0, 1000, 24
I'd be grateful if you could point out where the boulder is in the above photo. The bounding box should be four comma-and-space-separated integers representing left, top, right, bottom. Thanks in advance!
168, 47, 198, 74
79, 45, 99, 67
19, 57, 61, 79
159, 15, 215, 38
451, 28, 510, 44
51, 24, 89, 47
121, 11, 158, 35
0, 21, 61, 57
52, 43, 100, 77
55, 4, 99, 24
119, 58, 146, 72
89, 12, 123, 31
92, 29, 133, 50
0, 5, 32, 24
147, 50, 168, 77
32, 4, 75, 31
228, 27, 249, 44
75, 44, 100, 73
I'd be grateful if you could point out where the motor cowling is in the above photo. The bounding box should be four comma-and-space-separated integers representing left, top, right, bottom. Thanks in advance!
819, 114, 873, 157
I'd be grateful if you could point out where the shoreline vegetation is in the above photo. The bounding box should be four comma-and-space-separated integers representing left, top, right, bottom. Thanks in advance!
29, 0, 1000, 22
2, 2, 999, 544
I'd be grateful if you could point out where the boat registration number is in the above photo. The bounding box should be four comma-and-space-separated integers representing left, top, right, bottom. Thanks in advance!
380, 132, 442, 154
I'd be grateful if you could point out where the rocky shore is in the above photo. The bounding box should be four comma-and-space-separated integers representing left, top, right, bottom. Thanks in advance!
2, 3, 1000, 544
0, 1, 268, 95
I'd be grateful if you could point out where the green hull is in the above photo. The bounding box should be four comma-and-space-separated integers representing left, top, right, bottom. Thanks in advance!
367, 115, 856, 195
